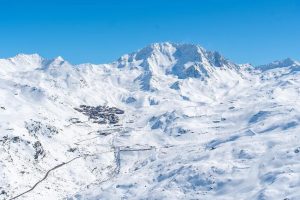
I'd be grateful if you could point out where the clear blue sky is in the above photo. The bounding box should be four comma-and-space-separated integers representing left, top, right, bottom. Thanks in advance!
0, 0, 299, 65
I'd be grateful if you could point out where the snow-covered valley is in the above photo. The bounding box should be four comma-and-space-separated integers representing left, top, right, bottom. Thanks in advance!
0, 42, 300, 200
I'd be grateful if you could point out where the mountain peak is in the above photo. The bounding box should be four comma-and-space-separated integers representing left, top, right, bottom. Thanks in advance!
0, 53, 44, 72
271, 58, 297, 67
258, 58, 300, 71
45, 56, 66, 66
8, 53, 44, 63
134, 42, 205, 60
54, 56, 64, 62
117, 42, 235, 81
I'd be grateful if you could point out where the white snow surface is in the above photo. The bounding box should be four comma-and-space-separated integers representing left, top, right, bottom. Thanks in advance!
0, 42, 300, 200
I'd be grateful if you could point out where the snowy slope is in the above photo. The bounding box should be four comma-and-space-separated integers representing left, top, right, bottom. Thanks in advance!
0, 42, 300, 200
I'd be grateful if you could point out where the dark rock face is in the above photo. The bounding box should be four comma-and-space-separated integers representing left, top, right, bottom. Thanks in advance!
67, 147, 77, 152
0, 135, 31, 146
74, 105, 124, 124
0, 189, 7, 198
11, 136, 20, 143
0, 136, 8, 143
25, 120, 59, 138
33, 141, 45, 160
125, 97, 137, 104
170, 81, 180, 90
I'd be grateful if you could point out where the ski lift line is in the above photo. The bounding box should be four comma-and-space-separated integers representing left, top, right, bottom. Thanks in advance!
74, 127, 133, 145
74, 135, 107, 145
119, 147, 155, 152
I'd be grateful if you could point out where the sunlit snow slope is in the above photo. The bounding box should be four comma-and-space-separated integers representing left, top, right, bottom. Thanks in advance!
0, 42, 300, 200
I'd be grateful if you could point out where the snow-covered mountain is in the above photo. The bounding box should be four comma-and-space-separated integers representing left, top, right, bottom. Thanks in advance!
0, 42, 300, 200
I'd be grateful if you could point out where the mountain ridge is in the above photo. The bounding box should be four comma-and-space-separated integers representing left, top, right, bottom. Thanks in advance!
0, 42, 298, 72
